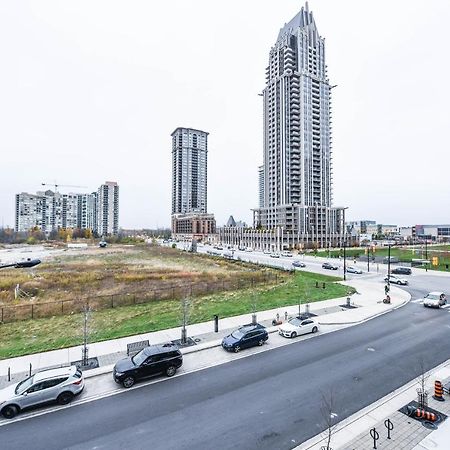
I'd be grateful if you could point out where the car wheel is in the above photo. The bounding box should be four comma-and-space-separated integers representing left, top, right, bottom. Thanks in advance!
57, 391, 74, 405
122, 376, 135, 388
234, 346, 240, 353
291, 332, 297, 338
2, 405, 19, 419
166, 366, 177, 377
312, 326, 318, 333
258, 339, 265, 346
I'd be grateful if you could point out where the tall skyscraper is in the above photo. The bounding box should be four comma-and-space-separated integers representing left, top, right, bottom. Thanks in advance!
171, 127, 208, 214
254, 3, 345, 247
171, 127, 215, 239
97, 181, 119, 237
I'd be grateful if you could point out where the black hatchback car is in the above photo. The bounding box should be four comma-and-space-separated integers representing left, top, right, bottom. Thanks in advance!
113, 344, 183, 388
222, 323, 268, 353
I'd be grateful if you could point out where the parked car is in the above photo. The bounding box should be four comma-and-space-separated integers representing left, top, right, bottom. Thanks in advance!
384, 275, 408, 285
422, 292, 447, 308
0, 366, 84, 419
113, 344, 183, 388
279, 318, 319, 338
99, 241, 107, 248
292, 260, 306, 268
245, 247, 253, 252
322, 262, 338, 270
346, 266, 363, 274
281, 251, 293, 257
263, 250, 271, 255
270, 253, 281, 258
391, 267, 412, 275
383, 256, 399, 263
221, 323, 268, 353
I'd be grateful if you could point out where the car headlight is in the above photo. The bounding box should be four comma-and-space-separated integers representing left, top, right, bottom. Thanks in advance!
114, 371, 123, 377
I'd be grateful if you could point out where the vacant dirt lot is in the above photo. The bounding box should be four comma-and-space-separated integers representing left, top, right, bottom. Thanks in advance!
0, 244, 279, 306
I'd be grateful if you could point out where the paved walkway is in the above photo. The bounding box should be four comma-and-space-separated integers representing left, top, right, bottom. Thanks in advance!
0, 279, 406, 382
12, 277, 449, 449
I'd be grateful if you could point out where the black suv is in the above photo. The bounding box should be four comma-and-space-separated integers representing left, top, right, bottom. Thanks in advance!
222, 323, 268, 352
113, 344, 183, 388
391, 267, 412, 275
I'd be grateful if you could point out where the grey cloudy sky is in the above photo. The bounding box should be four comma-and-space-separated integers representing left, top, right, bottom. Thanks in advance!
1, 0, 449, 229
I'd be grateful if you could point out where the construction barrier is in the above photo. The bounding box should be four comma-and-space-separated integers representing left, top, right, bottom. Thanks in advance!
415, 408, 437, 422
434, 380, 445, 402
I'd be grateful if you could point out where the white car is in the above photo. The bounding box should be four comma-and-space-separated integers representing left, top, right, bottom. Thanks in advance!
263, 250, 271, 255
422, 292, 446, 308
270, 253, 280, 258
281, 252, 293, 257
278, 317, 319, 338
384, 275, 408, 286
245, 247, 253, 252
346, 266, 362, 274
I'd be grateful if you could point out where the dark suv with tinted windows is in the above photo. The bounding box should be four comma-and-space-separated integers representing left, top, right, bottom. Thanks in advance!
391, 267, 412, 275
221, 323, 268, 353
113, 344, 183, 388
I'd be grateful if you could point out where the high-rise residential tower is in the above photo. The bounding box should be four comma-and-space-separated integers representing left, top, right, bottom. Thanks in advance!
97, 181, 119, 237
253, 3, 345, 247
171, 127, 215, 240
171, 127, 208, 215
15, 182, 119, 236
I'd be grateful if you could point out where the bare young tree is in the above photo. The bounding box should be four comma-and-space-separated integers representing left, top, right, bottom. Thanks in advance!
416, 357, 430, 408
320, 389, 338, 450
81, 304, 92, 367
180, 296, 190, 344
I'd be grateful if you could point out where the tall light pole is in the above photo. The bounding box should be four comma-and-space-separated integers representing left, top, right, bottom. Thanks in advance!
425, 238, 428, 272
343, 239, 347, 281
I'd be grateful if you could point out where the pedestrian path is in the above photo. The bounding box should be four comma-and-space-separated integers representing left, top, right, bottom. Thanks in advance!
0, 279, 408, 383
296, 359, 450, 450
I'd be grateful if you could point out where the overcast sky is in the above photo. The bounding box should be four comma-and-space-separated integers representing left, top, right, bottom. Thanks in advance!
1, 0, 449, 229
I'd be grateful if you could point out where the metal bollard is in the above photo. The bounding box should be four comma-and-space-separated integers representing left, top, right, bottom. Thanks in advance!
213, 315, 219, 333
305, 304, 310, 314
370, 427, 379, 449
29, 363, 32, 376
347, 296, 351, 307
384, 418, 394, 439
8, 367, 10, 382
284, 311, 288, 321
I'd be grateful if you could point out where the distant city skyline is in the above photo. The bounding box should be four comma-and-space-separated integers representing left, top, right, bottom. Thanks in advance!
1, 1, 449, 229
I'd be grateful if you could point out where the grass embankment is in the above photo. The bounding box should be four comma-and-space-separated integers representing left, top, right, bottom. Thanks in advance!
0, 271, 352, 359
315, 246, 450, 272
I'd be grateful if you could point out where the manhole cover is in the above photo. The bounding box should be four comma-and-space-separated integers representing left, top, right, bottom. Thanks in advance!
194, 338, 201, 343
422, 421, 438, 430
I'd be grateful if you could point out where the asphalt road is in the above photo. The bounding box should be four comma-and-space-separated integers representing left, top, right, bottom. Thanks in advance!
1, 276, 449, 450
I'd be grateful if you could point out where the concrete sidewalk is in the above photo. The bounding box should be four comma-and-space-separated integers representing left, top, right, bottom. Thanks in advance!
0, 279, 409, 383
296, 358, 450, 450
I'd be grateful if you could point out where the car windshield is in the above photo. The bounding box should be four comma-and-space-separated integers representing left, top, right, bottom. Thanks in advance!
288, 318, 302, 326
231, 329, 245, 339
15, 374, 35, 395
131, 350, 148, 366
425, 293, 440, 300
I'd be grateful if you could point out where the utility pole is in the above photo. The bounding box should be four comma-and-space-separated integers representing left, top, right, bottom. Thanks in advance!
343, 239, 347, 281
367, 247, 370, 273
425, 239, 428, 272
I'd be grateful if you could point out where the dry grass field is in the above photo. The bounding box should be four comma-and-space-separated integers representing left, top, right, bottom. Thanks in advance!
0, 244, 279, 306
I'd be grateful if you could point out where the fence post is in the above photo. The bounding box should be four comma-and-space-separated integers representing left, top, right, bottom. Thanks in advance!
31, 304, 34, 319
1, 307, 3, 323
111, 295, 114, 308
61, 301, 64, 315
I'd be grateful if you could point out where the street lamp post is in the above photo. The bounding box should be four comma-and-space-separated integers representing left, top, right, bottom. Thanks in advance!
343, 239, 347, 281
367, 247, 370, 273
425, 238, 428, 272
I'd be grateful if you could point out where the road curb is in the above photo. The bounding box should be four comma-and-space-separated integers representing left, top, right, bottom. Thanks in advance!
295, 356, 450, 450
318, 291, 411, 326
